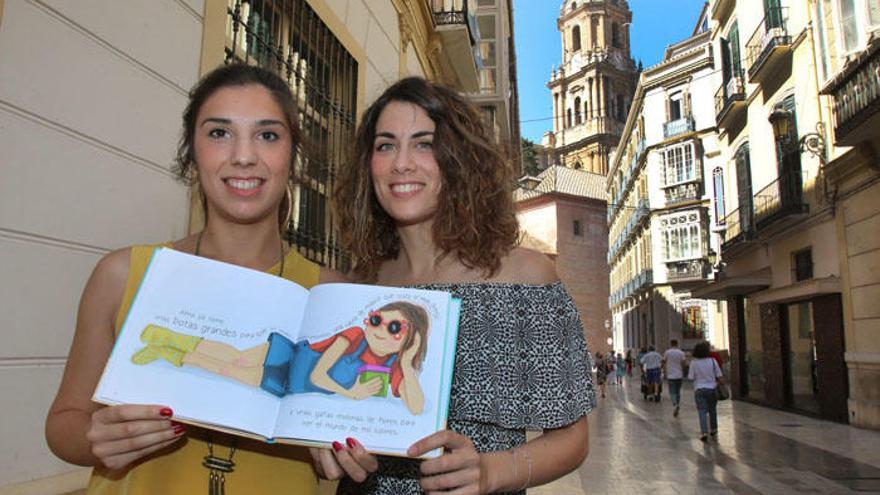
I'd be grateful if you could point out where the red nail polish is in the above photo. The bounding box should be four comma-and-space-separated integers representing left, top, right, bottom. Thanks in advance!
332, 441, 344, 452
160, 407, 173, 417
173, 424, 186, 435
346, 437, 358, 448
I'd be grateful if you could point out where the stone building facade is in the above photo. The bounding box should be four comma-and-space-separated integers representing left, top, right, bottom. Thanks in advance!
542, 0, 638, 175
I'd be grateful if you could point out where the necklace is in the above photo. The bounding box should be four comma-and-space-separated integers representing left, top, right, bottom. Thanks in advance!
193, 230, 285, 494
194, 230, 286, 277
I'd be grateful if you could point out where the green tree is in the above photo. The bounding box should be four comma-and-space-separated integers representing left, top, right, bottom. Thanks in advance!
521, 138, 540, 177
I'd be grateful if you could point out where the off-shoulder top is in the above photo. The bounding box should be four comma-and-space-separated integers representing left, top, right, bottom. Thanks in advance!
338, 281, 596, 495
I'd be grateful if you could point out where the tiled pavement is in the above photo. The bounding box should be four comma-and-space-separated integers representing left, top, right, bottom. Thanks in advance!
531, 377, 880, 494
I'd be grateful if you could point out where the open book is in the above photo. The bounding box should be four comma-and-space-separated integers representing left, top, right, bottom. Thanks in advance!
94, 248, 460, 458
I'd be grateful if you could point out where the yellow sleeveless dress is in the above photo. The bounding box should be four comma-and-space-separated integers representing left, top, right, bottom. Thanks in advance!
87, 244, 319, 495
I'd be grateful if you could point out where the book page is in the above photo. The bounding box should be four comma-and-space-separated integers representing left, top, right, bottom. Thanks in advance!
271, 284, 459, 457
93, 248, 310, 438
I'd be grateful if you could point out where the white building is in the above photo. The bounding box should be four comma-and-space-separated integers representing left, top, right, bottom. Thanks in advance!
607, 6, 729, 353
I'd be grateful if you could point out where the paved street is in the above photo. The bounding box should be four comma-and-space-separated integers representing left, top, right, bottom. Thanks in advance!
532, 377, 880, 495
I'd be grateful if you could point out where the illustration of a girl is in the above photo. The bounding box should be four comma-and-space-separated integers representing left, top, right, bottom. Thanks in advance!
131, 301, 430, 415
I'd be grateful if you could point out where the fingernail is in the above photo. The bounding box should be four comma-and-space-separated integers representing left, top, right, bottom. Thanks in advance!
332, 441, 344, 452
173, 424, 187, 435
346, 437, 358, 448
160, 407, 173, 417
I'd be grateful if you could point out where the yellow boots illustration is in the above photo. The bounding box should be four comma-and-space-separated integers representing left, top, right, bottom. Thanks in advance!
130, 324, 203, 367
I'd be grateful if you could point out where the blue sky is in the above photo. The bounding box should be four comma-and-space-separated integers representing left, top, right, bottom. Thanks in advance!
513, 0, 707, 142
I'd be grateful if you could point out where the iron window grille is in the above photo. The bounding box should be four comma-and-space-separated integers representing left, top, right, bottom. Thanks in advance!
225, 0, 356, 271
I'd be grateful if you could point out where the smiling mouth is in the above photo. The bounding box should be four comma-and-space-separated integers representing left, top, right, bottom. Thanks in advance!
390, 183, 424, 193
224, 178, 264, 191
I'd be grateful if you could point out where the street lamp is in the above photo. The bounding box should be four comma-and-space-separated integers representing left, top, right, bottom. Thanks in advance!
768, 109, 832, 201
768, 108, 826, 160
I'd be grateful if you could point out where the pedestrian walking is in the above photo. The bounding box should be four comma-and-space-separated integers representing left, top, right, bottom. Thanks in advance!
625, 349, 634, 376
615, 353, 626, 385
640, 345, 663, 402
688, 341, 724, 441
663, 339, 687, 417
595, 351, 608, 398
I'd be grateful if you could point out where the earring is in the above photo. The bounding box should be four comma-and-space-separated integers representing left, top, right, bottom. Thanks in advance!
280, 182, 293, 231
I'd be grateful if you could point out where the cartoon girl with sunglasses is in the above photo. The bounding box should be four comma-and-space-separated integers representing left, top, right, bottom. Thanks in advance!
131, 301, 430, 415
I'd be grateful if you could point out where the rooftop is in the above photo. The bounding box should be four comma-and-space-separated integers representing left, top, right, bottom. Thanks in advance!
514, 165, 607, 202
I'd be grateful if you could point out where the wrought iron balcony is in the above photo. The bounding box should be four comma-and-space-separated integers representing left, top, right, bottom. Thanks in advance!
721, 206, 754, 248
431, 0, 469, 25
609, 269, 654, 307
745, 7, 791, 84
753, 169, 808, 229
667, 259, 710, 283
715, 75, 746, 126
663, 116, 695, 139
428, 0, 481, 92
824, 40, 880, 146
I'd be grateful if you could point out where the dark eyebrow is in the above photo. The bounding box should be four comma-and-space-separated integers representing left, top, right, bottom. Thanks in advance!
199, 118, 286, 127
374, 130, 434, 139
256, 119, 286, 127
200, 117, 231, 127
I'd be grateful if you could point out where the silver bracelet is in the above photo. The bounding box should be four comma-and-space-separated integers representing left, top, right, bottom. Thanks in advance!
513, 447, 533, 491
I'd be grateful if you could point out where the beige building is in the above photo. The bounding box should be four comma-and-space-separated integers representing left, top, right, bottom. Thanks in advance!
606, 6, 729, 355
516, 167, 611, 354
813, 0, 880, 429
693, 0, 880, 428
0, 0, 518, 492
542, 0, 638, 174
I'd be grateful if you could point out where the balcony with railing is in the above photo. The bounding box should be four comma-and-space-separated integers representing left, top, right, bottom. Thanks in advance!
715, 75, 746, 126
663, 116, 695, 139
609, 269, 654, 307
753, 169, 809, 229
429, 0, 481, 91
721, 206, 754, 248
824, 39, 880, 146
745, 7, 791, 84
667, 259, 711, 283
607, 197, 651, 263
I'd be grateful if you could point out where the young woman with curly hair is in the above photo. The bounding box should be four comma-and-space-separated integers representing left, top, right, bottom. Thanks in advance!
317, 77, 596, 494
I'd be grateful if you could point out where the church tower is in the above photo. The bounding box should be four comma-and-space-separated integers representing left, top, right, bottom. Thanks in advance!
544, 0, 637, 175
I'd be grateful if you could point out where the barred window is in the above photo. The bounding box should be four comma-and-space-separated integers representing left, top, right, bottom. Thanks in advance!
226, 0, 357, 271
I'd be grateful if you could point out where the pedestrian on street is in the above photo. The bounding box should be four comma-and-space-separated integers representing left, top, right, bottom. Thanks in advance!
640, 345, 663, 402
688, 341, 724, 441
625, 349, 634, 376
615, 353, 626, 385
595, 351, 608, 398
663, 339, 687, 417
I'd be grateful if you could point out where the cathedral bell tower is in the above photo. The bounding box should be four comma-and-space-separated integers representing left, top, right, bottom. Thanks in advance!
544, 0, 637, 175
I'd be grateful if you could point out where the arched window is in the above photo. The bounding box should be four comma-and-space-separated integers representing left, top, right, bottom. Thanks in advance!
571, 2, 578, 11
734, 143, 753, 235
574, 97, 582, 124
567, 108, 573, 128
612, 22, 620, 48
572, 25, 582, 52
713, 167, 726, 224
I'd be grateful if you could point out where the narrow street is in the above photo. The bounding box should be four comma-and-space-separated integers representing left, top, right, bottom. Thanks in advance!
532, 377, 880, 494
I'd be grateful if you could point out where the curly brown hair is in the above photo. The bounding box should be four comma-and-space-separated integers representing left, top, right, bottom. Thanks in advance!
334, 77, 519, 281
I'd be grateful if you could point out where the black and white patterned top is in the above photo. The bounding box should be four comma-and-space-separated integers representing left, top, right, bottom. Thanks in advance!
338, 282, 596, 495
